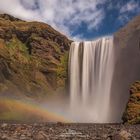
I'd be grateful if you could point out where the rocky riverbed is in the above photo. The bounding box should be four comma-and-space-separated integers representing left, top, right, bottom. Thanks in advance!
0, 123, 140, 140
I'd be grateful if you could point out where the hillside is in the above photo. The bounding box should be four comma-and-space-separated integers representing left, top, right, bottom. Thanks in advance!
0, 14, 71, 99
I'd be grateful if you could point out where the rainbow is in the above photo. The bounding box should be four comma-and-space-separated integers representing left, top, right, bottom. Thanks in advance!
0, 97, 71, 122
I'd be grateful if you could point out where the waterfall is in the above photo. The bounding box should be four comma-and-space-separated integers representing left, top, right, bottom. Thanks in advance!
69, 37, 114, 123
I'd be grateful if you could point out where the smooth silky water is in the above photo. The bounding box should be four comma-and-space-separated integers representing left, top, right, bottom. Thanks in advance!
69, 37, 114, 123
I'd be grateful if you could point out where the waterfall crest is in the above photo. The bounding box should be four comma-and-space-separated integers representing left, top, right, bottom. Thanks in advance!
69, 37, 114, 123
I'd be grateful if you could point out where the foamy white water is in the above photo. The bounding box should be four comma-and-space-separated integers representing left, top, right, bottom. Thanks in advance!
69, 37, 114, 123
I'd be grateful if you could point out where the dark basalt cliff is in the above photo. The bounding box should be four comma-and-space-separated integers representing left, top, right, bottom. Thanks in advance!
0, 14, 71, 99
111, 15, 140, 124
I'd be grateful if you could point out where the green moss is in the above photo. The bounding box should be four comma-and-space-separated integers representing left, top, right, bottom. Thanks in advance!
6, 37, 31, 64
57, 52, 68, 88
30, 34, 42, 42
6, 37, 28, 52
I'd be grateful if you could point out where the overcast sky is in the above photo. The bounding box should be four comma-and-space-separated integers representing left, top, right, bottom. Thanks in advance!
0, 0, 140, 40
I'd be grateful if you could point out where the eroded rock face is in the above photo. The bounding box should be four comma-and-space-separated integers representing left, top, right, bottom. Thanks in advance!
0, 14, 71, 98
110, 15, 140, 122
123, 81, 140, 124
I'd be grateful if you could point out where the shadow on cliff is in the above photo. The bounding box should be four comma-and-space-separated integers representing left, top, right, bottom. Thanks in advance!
110, 25, 140, 122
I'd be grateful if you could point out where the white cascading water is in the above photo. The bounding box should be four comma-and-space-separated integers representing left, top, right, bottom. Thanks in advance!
69, 37, 114, 123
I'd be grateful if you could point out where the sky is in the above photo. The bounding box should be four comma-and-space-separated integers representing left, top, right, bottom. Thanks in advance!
0, 0, 140, 41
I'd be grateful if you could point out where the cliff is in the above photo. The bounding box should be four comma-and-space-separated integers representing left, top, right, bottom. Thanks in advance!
0, 14, 71, 99
111, 15, 140, 123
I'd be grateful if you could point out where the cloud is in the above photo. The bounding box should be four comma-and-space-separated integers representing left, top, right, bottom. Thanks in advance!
118, 0, 140, 23
20, 0, 39, 10
0, 0, 42, 21
0, 0, 106, 39
120, 0, 139, 13
0, 0, 139, 40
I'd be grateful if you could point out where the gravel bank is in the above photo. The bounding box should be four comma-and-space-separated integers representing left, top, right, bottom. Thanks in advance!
0, 123, 140, 140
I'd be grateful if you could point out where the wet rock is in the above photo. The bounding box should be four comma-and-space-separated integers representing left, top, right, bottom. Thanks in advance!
106, 135, 113, 140
1, 123, 8, 128
1, 134, 9, 140
34, 131, 48, 140
111, 130, 134, 140
20, 134, 27, 140
119, 130, 133, 140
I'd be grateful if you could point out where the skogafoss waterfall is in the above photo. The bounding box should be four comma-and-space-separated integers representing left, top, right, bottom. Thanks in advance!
69, 37, 114, 123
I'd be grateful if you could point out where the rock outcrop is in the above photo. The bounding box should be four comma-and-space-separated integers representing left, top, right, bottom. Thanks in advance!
0, 14, 71, 99
123, 81, 140, 124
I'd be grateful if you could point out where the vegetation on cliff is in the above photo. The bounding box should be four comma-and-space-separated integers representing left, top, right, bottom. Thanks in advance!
0, 14, 71, 99
123, 81, 140, 124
